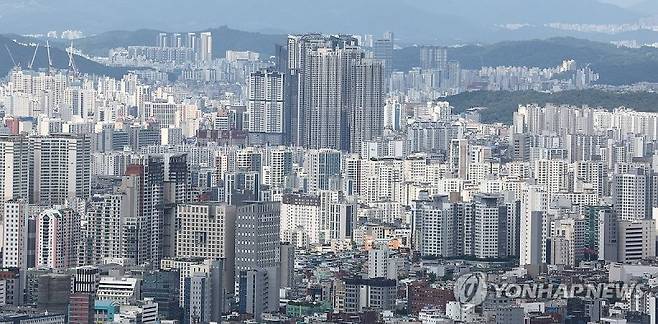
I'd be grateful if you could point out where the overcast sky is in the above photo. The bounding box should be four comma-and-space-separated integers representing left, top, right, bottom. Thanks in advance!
599, 0, 644, 7
0, 0, 654, 44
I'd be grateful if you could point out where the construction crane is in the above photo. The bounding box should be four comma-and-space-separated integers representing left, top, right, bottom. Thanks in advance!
46, 40, 53, 74
4, 44, 19, 69
67, 41, 79, 75
28, 43, 39, 70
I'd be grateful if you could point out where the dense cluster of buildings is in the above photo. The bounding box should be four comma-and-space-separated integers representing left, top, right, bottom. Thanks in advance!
109, 31, 214, 68
390, 57, 599, 99
0, 30, 656, 324
104, 31, 599, 101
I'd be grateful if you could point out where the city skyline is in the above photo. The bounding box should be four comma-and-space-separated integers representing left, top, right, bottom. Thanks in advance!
3, 3, 658, 324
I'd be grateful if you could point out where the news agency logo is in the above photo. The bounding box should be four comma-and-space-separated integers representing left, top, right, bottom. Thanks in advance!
453, 271, 646, 306
454, 272, 488, 306
491, 282, 646, 300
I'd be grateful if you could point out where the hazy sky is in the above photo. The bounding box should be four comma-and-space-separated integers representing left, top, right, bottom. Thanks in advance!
599, 0, 644, 7
0, 0, 654, 44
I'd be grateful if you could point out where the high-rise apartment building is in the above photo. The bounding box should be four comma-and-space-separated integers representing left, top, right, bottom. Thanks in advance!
286, 34, 383, 151
534, 159, 569, 193
35, 208, 81, 269
612, 168, 652, 221
520, 185, 548, 266
472, 194, 509, 259
89, 183, 137, 264
238, 268, 270, 321
306, 46, 359, 149
31, 134, 91, 205
265, 147, 293, 188
171, 33, 182, 48
123, 157, 165, 266
162, 153, 191, 205
0, 135, 30, 202
158, 33, 168, 48
247, 69, 285, 134
2, 200, 29, 269
235, 201, 280, 317
303, 149, 342, 193
175, 203, 236, 294
412, 195, 456, 258
574, 160, 608, 196
280, 193, 321, 248
349, 59, 384, 153
449, 139, 469, 179
182, 259, 224, 324
186, 33, 197, 51
372, 33, 393, 79
419, 46, 448, 70
199, 32, 213, 63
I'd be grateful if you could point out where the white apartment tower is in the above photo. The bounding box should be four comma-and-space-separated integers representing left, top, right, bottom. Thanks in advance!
35, 208, 81, 269
612, 168, 652, 221
31, 134, 91, 205
473, 194, 509, 259
266, 147, 293, 188
247, 69, 285, 134
280, 193, 321, 248
413, 195, 455, 258
520, 185, 548, 266
175, 203, 236, 293
2, 200, 29, 269
0, 136, 30, 202
534, 159, 569, 193
199, 32, 213, 63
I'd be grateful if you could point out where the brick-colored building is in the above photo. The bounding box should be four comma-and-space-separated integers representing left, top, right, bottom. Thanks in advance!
407, 280, 455, 315
68, 293, 94, 324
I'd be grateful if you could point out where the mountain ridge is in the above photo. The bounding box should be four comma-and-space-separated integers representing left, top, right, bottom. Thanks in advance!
0, 34, 132, 78
394, 37, 658, 85
4, 33, 658, 86
0, 0, 643, 43
48, 26, 288, 58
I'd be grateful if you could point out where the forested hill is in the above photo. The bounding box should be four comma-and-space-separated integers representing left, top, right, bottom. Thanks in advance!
447, 90, 658, 123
